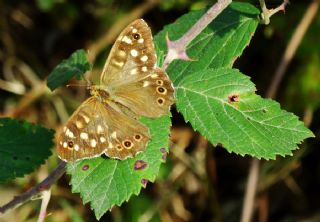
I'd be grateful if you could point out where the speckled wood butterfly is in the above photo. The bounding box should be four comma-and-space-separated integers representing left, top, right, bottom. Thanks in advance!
56, 19, 174, 162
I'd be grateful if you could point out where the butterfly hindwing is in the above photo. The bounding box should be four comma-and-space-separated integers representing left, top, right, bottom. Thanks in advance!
112, 68, 175, 118
57, 98, 150, 161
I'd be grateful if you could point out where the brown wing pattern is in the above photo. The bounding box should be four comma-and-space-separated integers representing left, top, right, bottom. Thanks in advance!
56, 98, 150, 161
112, 68, 175, 118
100, 19, 157, 85
56, 19, 174, 162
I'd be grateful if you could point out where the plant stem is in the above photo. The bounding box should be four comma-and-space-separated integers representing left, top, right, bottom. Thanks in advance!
0, 161, 66, 214
241, 1, 319, 222
259, 0, 289, 25
163, 0, 232, 69
267, 0, 319, 98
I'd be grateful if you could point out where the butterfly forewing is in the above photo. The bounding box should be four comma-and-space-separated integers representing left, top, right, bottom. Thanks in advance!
101, 19, 175, 118
101, 19, 156, 85
57, 98, 150, 161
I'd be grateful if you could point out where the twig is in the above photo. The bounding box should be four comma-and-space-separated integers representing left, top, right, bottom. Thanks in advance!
267, 0, 319, 98
0, 161, 66, 214
241, 1, 319, 222
240, 158, 260, 222
37, 189, 51, 222
259, 0, 289, 25
4, 81, 48, 118
87, 0, 159, 63
0, 78, 25, 95
163, 0, 232, 69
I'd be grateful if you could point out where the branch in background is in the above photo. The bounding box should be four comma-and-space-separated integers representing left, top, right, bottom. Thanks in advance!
241, 159, 260, 222
87, 0, 160, 63
259, 0, 289, 25
0, 161, 66, 214
163, 0, 232, 69
37, 190, 51, 222
3, 81, 49, 118
267, 0, 319, 98
241, 1, 319, 222
0, 0, 160, 216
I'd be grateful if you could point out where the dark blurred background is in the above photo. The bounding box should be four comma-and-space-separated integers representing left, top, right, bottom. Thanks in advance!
0, 0, 319, 221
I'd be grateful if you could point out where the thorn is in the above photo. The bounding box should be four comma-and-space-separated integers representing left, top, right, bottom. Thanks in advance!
179, 51, 196, 62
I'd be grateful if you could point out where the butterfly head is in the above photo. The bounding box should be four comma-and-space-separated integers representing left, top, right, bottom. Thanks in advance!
89, 86, 111, 103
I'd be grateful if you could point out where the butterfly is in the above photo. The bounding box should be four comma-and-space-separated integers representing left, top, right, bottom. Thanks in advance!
56, 19, 175, 162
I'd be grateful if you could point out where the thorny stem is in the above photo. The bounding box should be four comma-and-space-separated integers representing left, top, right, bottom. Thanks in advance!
0, 0, 158, 215
0, 161, 66, 214
163, 0, 232, 69
259, 0, 289, 25
0, 0, 234, 216
241, 1, 319, 222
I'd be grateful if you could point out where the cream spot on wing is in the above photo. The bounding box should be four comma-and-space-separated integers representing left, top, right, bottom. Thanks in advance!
138, 38, 144, 44
74, 144, 79, 151
130, 69, 137, 75
112, 60, 124, 67
140, 55, 148, 62
90, 139, 97, 147
142, 66, 147, 72
63, 127, 67, 132
76, 121, 84, 129
100, 137, 106, 143
117, 50, 126, 58
59, 141, 63, 145
97, 125, 103, 134
80, 132, 89, 140
132, 28, 137, 33
108, 142, 114, 149
151, 74, 158, 79
63, 142, 67, 148
122, 36, 132, 44
130, 49, 138, 57
111, 131, 117, 139
143, 81, 150, 87
65, 128, 75, 138
81, 114, 90, 123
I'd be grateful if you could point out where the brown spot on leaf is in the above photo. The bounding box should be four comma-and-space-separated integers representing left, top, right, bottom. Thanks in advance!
141, 179, 148, 188
160, 148, 166, 153
228, 94, 240, 103
160, 148, 168, 161
82, 164, 89, 171
134, 160, 147, 170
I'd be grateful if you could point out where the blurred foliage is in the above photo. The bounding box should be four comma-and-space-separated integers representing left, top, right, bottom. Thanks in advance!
0, 0, 319, 222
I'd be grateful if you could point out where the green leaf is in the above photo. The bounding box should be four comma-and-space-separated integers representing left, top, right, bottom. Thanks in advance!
67, 116, 170, 220
0, 118, 54, 183
36, 0, 55, 11
176, 68, 314, 159
47, 49, 91, 91
155, 2, 259, 85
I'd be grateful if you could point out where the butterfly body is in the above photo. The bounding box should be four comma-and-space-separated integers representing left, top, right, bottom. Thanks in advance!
56, 19, 174, 162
